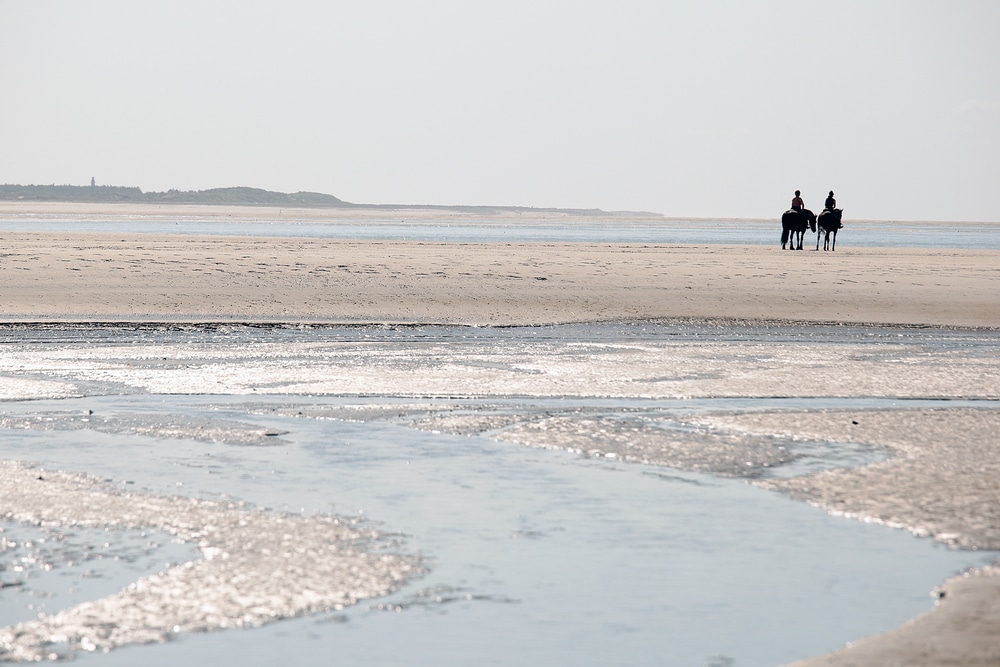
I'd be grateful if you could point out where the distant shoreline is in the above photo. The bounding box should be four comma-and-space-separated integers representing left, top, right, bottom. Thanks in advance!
0, 183, 659, 217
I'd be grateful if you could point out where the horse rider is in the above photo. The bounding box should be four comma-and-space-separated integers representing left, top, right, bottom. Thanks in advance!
791, 190, 804, 211
822, 190, 843, 230
824, 191, 837, 211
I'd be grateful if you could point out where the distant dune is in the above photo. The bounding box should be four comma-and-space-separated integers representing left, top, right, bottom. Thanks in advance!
0, 184, 347, 207
0, 183, 656, 216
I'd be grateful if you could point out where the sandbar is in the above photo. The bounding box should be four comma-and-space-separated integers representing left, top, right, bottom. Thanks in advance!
0, 231, 997, 328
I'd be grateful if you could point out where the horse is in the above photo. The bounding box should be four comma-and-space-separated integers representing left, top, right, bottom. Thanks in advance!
816, 208, 843, 251
780, 208, 815, 250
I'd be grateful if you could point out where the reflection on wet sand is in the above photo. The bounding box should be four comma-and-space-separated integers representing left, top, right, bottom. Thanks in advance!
699, 409, 1000, 549
693, 408, 1000, 666
0, 323, 998, 664
0, 460, 422, 661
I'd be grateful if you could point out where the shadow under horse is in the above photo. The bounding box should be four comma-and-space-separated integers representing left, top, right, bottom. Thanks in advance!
816, 209, 844, 251
781, 208, 815, 250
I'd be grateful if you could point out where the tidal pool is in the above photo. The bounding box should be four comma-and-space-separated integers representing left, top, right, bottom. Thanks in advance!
0, 323, 997, 666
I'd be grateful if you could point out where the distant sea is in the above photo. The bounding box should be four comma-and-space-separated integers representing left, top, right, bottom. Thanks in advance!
1, 214, 998, 249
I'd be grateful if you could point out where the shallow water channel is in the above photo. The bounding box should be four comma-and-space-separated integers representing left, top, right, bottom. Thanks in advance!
0, 323, 997, 666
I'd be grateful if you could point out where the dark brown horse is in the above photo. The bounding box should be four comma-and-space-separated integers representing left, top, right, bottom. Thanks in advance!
816, 209, 843, 251
780, 208, 815, 250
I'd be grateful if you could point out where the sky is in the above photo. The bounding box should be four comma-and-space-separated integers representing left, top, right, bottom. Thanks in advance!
2, 1, 998, 221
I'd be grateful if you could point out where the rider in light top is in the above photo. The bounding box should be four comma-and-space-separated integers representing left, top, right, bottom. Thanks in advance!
791, 190, 804, 210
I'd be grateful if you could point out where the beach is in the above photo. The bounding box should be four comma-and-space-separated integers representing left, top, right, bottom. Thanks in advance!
0, 204, 998, 665
0, 231, 997, 328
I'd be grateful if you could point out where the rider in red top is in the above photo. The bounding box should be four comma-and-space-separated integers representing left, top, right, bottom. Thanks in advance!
791, 190, 804, 210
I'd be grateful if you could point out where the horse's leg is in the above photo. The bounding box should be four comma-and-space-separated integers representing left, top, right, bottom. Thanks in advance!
831, 230, 837, 251
781, 227, 788, 249
797, 231, 804, 250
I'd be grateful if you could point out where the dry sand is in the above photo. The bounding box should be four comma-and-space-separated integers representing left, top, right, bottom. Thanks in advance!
1, 203, 999, 665
0, 231, 997, 328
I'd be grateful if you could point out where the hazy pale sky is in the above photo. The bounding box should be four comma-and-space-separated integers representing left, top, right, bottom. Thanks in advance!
2, 1, 998, 221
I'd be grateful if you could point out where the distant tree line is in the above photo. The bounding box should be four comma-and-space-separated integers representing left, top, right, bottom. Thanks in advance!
0, 184, 351, 208
0, 183, 646, 216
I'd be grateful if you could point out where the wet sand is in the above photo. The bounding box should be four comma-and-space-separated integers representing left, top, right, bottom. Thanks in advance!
699, 409, 1000, 667
0, 204, 998, 665
405, 402, 1000, 666
0, 460, 420, 661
